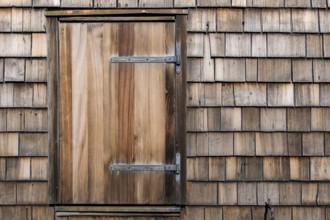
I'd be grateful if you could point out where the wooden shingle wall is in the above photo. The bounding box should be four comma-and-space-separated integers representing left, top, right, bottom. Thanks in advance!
0, 0, 329, 219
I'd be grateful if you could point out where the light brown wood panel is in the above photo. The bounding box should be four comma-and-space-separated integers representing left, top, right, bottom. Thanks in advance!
60, 22, 177, 204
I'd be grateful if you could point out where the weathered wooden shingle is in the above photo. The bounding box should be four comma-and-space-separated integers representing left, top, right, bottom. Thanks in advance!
246, 59, 257, 81
182, 207, 204, 220
11, 8, 23, 32
207, 108, 221, 131
287, 108, 311, 131
325, 133, 330, 156
174, 0, 195, 7
32, 33, 47, 57
208, 157, 225, 180
197, 0, 231, 7
244, 9, 261, 32
61, 0, 93, 7
209, 33, 225, 57
24, 109, 48, 131
201, 35, 215, 81
285, 0, 311, 7
311, 108, 330, 131
0, 59, 3, 82
242, 108, 260, 131
0, 0, 32, 6
139, 0, 173, 7
324, 34, 330, 57
203, 83, 222, 106
257, 183, 280, 205
292, 9, 319, 33
252, 34, 267, 57
0, 207, 32, 220
20, 133, 48, 156
290, 157, 310, 180
268, 83, 294, 106
317, 183, 330, 205
217, 9, 243, 32
0, 34, 31, 57
33, 84, 47, 107
6, 109, 24, 131
23, 9, 46, 32
311, 157, 330, 180
221, 108, 241, 131
196, 133, 209, 156
221, 84, 235, 106
0, 9, 11, 32
187, 83, 203, 106
187, 157, 209, 181
187, 34, 204, 57
0, 133, 19, 156
292, 60, 313, 82
187, 59, 202, 82
14, 84, 33, 107
4, 59, 25, 82
205, 207, 222, 220
6, 157, 31, 180
0, 83, 13, 107
302, 183, 318, 205
238, 183, 257, 205
295, 84, 320, 106
0, 182, 16, 204
188, 9, 216, 32
226, 157, 262, 180
252, 0, 284, 7
25, 59, 47, 82
234, 83, 266, 106
218, 183, 237, 205
94, 0, 116, 7
215, 59, 245, 82
234, 132, 255, 155
208, 133, 233, 156
267, 34, 305, 57
258, 59, 291, 82
313, 60, 330, 82
293, 207, 325, 220
279, 183, 302, 205
32, 206, 54, 220
17, 182, 48, 204
0, 109, 6, 131
307, 34, 323, 57
186, 182, 217, 205
262, 9, 291, 32
320, 10, 330, 32
260, 108, 287, 131
303, 132, 324, 156
0, 158, 5, 180
320, 84, 330, 106
225, 34, 251, 57
31, 157, 48, 180
312, 0, 327, 8
263, 157, 290, 180
33, 0, 61, 7
187, 108, 208, 131
117, 0, 138, 7
256, 132, 288, 156
223, 207, 251, 220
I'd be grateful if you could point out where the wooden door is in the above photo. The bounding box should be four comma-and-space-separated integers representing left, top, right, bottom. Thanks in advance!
59, 21, 178, 204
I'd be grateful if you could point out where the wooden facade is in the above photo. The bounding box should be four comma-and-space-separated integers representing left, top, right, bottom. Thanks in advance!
0, 0, 330, 219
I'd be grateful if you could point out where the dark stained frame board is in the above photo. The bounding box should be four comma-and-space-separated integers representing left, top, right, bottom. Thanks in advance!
47, 13, 187, 211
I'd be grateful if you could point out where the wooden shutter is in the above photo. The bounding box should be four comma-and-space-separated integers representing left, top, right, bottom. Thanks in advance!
59, 21, 179, 204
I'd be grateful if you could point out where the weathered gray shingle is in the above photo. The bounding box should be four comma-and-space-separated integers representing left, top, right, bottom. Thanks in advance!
262, 9, 291, 32
268, 34, 305, 57
217, 9, 243, 32
226, 34, 251, 57
292, 9, 319, 33
234, 83, 267, 106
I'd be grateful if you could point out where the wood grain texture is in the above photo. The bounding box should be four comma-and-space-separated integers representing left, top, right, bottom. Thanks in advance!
59, 22, 177, 204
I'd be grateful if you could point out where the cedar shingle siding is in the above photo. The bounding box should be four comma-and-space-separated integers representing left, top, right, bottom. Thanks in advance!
0, 0, 329, 219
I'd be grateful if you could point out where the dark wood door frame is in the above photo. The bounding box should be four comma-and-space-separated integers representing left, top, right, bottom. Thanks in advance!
47, 11, 187, 207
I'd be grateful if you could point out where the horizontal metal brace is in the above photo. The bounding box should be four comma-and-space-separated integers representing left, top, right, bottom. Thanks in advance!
110, 164, 177, 172
109, 153, 181, 182
110, 56, 177, 63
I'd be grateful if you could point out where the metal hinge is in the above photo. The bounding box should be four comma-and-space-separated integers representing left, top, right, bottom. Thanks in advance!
109, 153, 181, 182
109, 44, 181, 74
